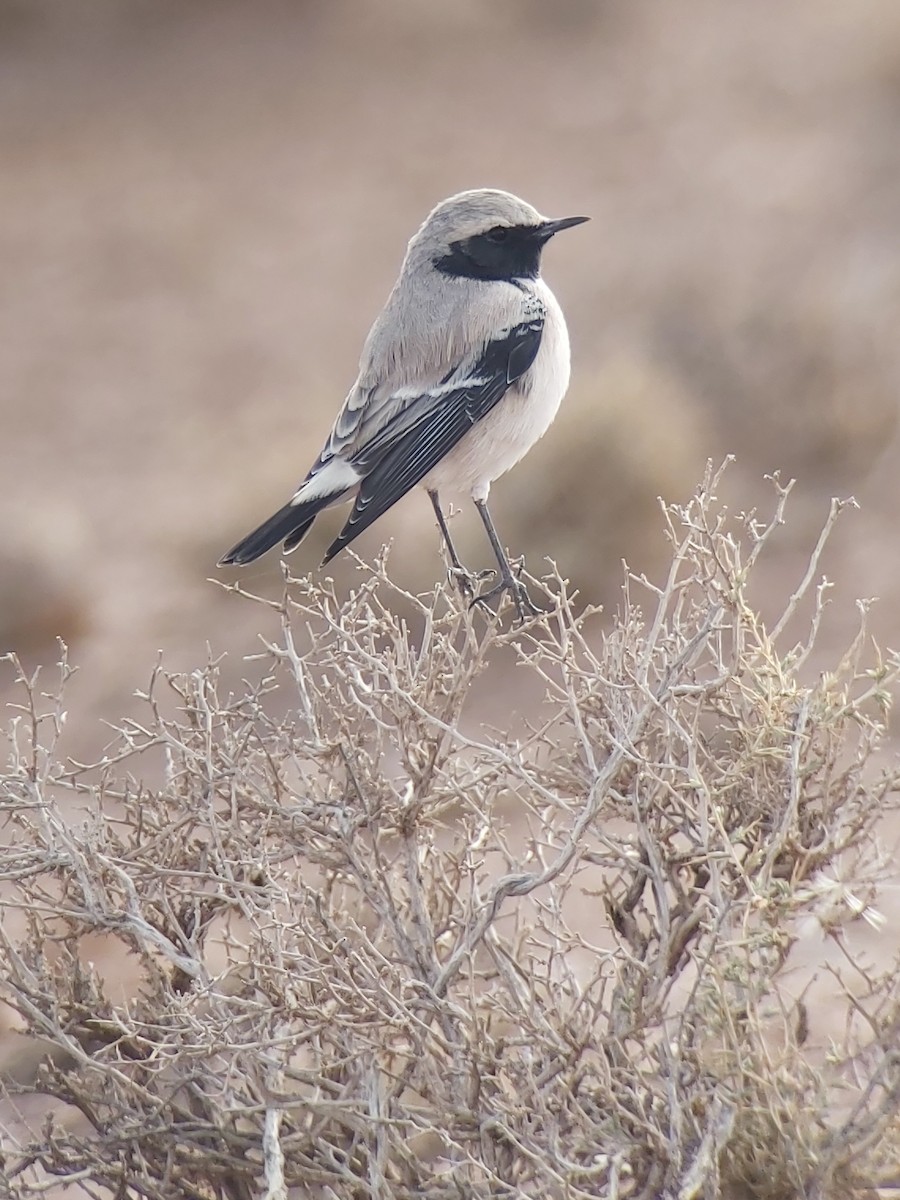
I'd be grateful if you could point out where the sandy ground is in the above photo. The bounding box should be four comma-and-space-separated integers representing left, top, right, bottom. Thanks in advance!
2, 0, 900, 1178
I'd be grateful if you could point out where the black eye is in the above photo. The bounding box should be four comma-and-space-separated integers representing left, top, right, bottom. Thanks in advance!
485, 227, 510, 244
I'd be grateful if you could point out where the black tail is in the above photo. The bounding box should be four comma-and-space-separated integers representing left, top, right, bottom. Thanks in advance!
218, 501, 319, 566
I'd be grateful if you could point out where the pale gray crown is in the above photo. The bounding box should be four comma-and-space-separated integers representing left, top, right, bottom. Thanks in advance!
402, 188, 546, 269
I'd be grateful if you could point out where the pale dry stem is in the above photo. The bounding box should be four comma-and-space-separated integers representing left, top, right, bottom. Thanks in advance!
0, 469, 899, 1199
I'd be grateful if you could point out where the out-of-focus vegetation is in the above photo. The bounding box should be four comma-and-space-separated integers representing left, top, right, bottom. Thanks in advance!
2, 1, 900, 690
3, 7, 900, 1191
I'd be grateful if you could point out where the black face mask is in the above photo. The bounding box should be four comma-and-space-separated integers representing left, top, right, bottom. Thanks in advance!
434, 215, 589, 282
434, 224, 548, 282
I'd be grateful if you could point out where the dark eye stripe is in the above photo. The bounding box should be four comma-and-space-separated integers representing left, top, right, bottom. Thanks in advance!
434, 224, 544, 282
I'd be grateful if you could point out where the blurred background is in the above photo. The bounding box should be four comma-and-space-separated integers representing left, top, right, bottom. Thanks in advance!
3, 2, 900, 1163
2, 0, 900, 736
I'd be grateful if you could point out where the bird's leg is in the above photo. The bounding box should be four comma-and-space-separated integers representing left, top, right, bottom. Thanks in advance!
428, 490, 488, 600
471, 499, 541, 622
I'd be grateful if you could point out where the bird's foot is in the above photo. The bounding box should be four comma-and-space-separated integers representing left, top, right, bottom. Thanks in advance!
470, 570, 542, 623
448, 565, 494, 602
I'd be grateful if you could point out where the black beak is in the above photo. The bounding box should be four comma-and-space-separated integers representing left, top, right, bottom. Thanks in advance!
536, 215, 590, 240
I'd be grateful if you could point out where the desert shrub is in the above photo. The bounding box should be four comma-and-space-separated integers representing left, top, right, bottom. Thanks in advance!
1, 464, 899, 1199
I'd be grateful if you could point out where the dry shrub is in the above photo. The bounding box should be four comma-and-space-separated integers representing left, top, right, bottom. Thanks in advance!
1, 464, 899, 1200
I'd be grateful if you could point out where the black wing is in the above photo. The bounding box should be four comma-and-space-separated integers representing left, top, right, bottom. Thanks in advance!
321, 317, 544, 565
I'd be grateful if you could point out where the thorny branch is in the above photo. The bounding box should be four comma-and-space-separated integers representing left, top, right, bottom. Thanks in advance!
0, 466, 899, 1199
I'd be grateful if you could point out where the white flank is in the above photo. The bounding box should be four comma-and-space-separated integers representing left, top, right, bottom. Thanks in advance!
422, 280, 570, 502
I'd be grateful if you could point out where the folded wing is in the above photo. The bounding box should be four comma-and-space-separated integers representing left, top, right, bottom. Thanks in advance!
322, 316, 544, 564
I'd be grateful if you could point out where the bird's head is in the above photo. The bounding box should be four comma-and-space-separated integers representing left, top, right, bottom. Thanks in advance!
408, 188, 589, 284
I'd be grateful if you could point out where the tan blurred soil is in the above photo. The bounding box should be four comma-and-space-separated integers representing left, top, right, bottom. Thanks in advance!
3, 0, 900, 1159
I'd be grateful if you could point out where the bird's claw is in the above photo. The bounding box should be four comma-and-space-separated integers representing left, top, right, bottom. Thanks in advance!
448, 565, 494, 601
469, 574, 542, 623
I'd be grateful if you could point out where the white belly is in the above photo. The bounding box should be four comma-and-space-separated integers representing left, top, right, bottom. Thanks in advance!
423, 283, 571, 502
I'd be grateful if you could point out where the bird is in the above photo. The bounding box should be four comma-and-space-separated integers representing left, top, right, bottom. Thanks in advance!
219, 188, 588, 619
